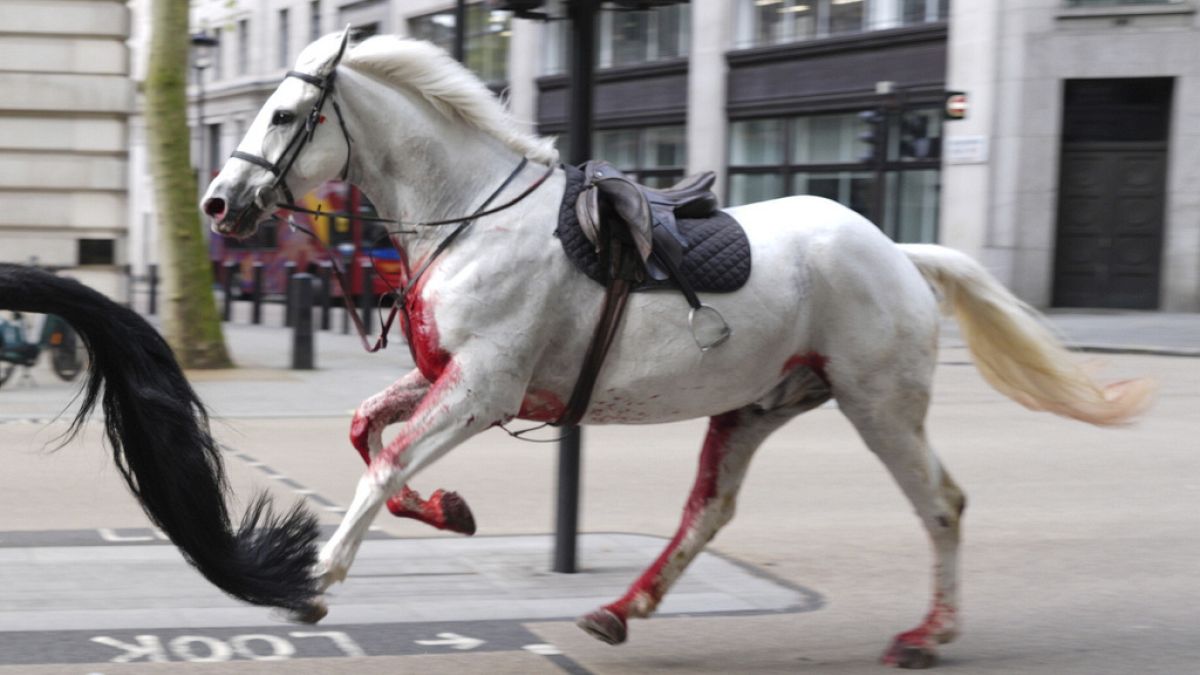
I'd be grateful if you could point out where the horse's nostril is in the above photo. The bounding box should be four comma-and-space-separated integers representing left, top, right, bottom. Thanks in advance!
203, 197, 227, 219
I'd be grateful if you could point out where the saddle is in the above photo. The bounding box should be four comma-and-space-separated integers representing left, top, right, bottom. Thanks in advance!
575, 161, 720, 279
552, 161, 752, 427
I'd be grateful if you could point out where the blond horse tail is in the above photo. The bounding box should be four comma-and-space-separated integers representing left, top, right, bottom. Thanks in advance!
899, 244, 1153, 426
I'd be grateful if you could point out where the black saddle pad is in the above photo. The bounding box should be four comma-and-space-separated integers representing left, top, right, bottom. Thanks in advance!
555, 164, 752, 293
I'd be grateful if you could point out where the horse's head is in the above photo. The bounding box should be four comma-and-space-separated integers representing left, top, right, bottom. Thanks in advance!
201, 29, 353, 239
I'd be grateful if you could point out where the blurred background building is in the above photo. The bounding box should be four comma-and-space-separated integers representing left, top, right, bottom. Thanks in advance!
116, 0, 1198, 311
0, 0, 133, 298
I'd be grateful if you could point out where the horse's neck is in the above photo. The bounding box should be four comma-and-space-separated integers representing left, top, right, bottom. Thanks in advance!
342, 72, 526, 264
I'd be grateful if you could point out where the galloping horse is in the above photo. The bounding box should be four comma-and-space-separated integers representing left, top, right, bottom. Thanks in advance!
1, 31, 1150, 668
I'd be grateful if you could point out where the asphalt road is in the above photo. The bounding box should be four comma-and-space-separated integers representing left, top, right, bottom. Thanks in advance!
0, 328, 1196, 674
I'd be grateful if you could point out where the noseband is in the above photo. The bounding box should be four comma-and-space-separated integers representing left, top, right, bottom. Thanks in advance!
230, 69, 351, 205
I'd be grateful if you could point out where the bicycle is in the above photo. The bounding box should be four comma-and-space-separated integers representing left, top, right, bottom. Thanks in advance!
0, 311, 86, 389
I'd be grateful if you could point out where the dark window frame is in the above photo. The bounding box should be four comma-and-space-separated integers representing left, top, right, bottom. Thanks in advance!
727, 107, 942, 241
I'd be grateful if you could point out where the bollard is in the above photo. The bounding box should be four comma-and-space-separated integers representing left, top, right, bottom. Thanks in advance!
318, 261, 333, 331
290, 273, 315, 370
251, 262, 265, 325
222, 260, 236, 322
340, 262, 351, 335
360, 261, 375, 334
283, 261, 298, 327
122, 264, 132, 309
147, 264, 159, 315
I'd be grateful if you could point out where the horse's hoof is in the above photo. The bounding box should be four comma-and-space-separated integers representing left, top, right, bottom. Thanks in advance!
286, 600, 328, 625
439, 490, 477, 536
883, 639, 938, 669
577, 608, 627, 645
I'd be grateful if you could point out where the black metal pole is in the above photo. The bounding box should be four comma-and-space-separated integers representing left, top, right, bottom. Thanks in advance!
147, 264, 158, 315
360, 261, 375, 334
452, 0, 467, 63
221, 260, 236, 322
554, 0, 598, 575
283, 261, 298, 327
319, 261, 333, 331
251, 261, 264, 325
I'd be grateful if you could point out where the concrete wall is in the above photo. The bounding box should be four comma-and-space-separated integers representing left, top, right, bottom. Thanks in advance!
0, 0, 132, 298
942, 0, 1200, 310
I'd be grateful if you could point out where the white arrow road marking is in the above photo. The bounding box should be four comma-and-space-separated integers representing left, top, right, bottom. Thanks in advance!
523, 643, 562, 656
97, 529, 154, 543
414, 633, 485, 651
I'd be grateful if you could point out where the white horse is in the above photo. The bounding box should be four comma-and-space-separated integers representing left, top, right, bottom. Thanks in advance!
197, 33, 1151, 668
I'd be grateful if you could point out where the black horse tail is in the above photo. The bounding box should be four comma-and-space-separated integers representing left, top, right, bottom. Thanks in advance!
0, 264, 320, 612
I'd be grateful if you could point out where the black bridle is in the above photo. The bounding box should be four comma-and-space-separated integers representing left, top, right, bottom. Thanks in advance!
230, 69, 351, 205
223, 63, 556, 356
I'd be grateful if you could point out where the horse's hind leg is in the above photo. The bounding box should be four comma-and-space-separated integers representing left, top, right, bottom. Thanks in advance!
350, 369, 476, 535
837, 374, 966, 669
579, 394, 820, 645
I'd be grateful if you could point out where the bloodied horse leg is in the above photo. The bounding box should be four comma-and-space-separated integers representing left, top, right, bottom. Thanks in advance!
296, 359, 522, 622
837, 379, 965, 670
578, 401, 813, 645
349, 368, 476, 535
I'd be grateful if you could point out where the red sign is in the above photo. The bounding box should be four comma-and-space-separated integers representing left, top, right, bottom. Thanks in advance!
945, 92, 968, 120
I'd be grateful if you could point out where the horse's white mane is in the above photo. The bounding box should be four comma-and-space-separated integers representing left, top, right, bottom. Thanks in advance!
296, 34, 558, 165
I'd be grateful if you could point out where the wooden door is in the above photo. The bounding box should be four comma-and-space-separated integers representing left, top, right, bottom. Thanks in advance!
1053, 143, 1166, 309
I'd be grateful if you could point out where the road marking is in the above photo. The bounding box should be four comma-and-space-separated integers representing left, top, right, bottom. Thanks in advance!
415, 632, 485, 651
523, 643, 562, 656
219, 443, 345, 512
97, 529, 153, 543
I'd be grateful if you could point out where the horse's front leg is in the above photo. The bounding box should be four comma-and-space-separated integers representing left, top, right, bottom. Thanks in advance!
301, 358, 522, 621
350, 369, 476, 535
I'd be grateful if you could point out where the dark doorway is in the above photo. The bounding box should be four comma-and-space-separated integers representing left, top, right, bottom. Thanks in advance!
1053, 78, 1172, 309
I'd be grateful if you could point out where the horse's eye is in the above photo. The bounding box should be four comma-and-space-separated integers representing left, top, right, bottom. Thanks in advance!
271, 110, 297, 126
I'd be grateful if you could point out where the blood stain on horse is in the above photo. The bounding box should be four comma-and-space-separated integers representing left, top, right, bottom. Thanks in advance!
399, 256, 452, 382
519, 388, 565, 422
375, 361, 461, 469
782, 351, 831, 386
603, 410, 740, 620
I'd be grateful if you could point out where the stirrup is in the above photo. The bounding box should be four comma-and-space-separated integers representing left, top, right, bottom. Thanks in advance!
689, 304, 731, 352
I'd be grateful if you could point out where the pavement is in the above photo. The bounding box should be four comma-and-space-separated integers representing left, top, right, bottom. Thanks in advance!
0, 301, 1197, 673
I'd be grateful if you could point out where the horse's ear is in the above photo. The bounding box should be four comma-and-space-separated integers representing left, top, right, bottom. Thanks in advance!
320, 25, 353, 76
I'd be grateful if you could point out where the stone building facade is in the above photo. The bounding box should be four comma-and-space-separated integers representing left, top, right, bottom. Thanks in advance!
157, 0, 1199, 311
0, 0, 133, 298
942, 0, 1199, 310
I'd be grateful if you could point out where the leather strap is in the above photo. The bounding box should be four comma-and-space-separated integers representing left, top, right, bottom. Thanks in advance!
554, 235, 637, 428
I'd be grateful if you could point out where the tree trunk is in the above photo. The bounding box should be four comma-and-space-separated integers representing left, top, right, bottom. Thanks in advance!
144, 0, 232, 368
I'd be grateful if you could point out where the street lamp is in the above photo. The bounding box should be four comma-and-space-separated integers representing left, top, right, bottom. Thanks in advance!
190, 32, 220, 181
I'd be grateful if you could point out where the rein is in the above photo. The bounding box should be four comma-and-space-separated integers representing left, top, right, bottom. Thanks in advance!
277, 158, 553, 353
231, 64, 555, 353
223, 60, 573, 440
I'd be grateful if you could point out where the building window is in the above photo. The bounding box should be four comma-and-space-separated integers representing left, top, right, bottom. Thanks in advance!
1066, 0, 1180, 6
593, 125, 688, 188
727, 109, 942, 243
352, 22, 381, 40
544, 1, 689, 74
903, 0, 950, 24
207, 123, 222, 180
278, 9, 290, 68
408, 3, 511, 86
310, 1, 321, 42
735, 0, 950, 48
601, 3, 689, 68
79, 239, 115, 266
237, 19, 249, 75
212, 27, 223, 80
